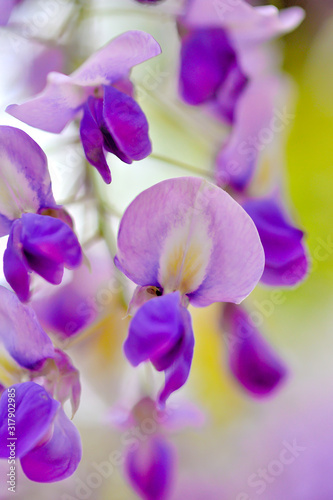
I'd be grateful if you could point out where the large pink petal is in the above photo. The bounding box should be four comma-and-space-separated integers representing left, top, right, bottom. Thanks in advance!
115, 177, 264, 306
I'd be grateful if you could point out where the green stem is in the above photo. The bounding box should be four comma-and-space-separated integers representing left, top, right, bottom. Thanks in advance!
150, 152, 213, 178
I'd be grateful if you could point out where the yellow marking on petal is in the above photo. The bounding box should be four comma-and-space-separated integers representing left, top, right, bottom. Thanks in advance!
158, 212, 213, 295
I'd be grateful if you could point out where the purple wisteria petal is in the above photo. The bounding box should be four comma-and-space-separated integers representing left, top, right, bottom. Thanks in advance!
0, 382, 59, 459
124, 292, 184, 367
20, 213, 82, 283
6, 73, 88, 133
0, 0, 18, 25
103, 85, 152, 161
158, 307, 194, 406
80, 97, 112, 184
215, 78, 279, 191
222, 303, 287, 397
0, 126, 55, 235
125, 435, 175, 500
20, 407, 82, 482
183, 0, 304, 44
243, 196, 308, 286
3, 219, 30, 302
6, 31, 161, 133
0, 286, 54, 369
180, 28, 237, 106
70, 31, 161, 87
115, 177, 264, 305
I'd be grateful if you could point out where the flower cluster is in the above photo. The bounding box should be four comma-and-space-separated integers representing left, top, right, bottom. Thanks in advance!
0, 0, 308, 498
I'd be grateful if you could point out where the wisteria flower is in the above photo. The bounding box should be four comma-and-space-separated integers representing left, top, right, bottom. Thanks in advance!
6, 30, 161, 183
0, 0, 22, 26
222, 303, 287, 397
0, 126, 82, 302
115, 177, 265, 403
243, 194, 308, 286
178, 0, 304, 190
112, 396, 204, 499
0, 382, 82, 482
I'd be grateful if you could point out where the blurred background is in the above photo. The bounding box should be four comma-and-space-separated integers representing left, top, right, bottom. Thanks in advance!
1, 1, 333, 499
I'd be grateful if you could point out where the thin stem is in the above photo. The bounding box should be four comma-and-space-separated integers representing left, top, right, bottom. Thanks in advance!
151, 152, 213, 179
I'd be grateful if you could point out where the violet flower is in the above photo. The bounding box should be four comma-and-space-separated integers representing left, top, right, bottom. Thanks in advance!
222, 303, 287, 397
6, 31, 161, 183
115, 177, 265, 404
178, 0, 304, 190
243, 195, 308, 286
112, 397, 204, 499
0, 382, 82, 482
0, 126, 82, 302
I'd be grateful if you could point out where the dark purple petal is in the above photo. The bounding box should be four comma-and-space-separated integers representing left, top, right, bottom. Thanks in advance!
4, 219, 30, 302
0, 126, 56, 235
124, 292, 184, 367
222, 303, 287, 397
0, 382, 59, 459
216, 61, 248, 123
125, 435, 175, 500
0, 286, 54, 369
20, 407, 82, 482
80, 98, 112, 184
180, 28, 237, 106
243, 196, 308, 286
158, 307, 194, 405
20, 213, 82, 284
103, 85, 151, 162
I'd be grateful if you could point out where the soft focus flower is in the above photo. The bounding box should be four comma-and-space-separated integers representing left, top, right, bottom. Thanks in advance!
0, 126, 82, 301
112, 396, 204, 499
6, 30, 161, 183
243, 194, 308, 286
115, 176, 265, 403
178, 0, 304, 190
0, 382, 82, 482
222, 302, 287, 397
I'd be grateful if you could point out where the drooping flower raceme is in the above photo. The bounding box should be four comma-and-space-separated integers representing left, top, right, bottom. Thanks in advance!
115, 176, 265, 404
178, 0, 305, 190
0, 126, 82, 302
6, 30, 161, 183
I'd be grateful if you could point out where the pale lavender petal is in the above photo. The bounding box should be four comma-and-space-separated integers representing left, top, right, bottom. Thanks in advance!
215, 78, 279, 191
0, 382, 59, 458
115, 177, 264, 305
183, 0, 304, 43
53, 349, 81, 418
0, 286, 55, 369
3, 219, 30, 302
80, 97, 112, 184
125, 435, 175, 500
103, 85, 152, 161
222, 303, 287, 396
243, 196, 308, 286
20, 407, 82, 482
26, 46, 65, 96
124, 292, 183, 366
0, 126, 55, 235
70, 31, 161, 87
6, 73, 88, 133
